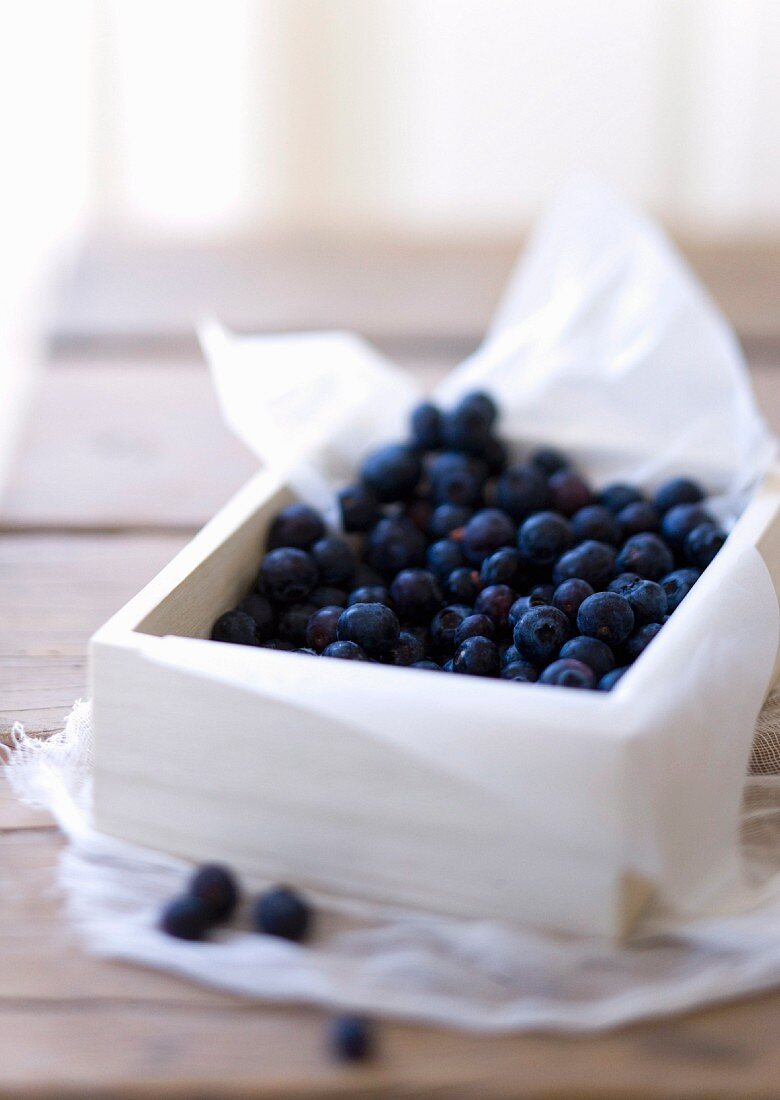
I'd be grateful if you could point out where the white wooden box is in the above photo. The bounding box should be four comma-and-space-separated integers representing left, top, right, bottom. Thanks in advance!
90, 467, 780, 939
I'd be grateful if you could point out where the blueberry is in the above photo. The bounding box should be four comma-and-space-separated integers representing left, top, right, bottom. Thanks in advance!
278, 601, 318, 646
661, 503, 713, 549
622, 578, 667, 624
329, 1014, 373, 1062
548, 470, 592, 516
338, 484, 379, 533
352, 563, 386, 588
404, 495, 434, 534
529, 583, 555, 605
322, 640, 370, 661
389, 568, 443, 623
530, 447, 569, 476
160, 895, 212, 941
654, 477, 704, 514
337, 602, 400, 656
429, 503, 473, 539
347, 584, 393, 608
253, 886, 311, 942
385, 630, 426, 666
453, 635, 500, 677
211, 610, 258, 646
501, 643, 521, 666
684, 522, 726, 569
311, 537, 357, 587
366, 516, 426, 578
454, 614, 496, 647
474, 584, 516, 630
615, 533, 674, 581
571, 505, 621, 546
443, 659, 455, 671
552, 540, 616, 590
495, 464, 550, 521
480, 547, 528, 589
429, 451, 485, 506
189, 864, 239, 922
267, 503, 326, 551
660, 567, 700, 612
430, 605, 471, 655
426, 538, 465, 580
441, 393, 495, 454
518, 511, 573, 565
608, 572, 642, 596
309, 586, 348, 609
514, 606, 570, 666
259, 548, 319, 603
539, 658, 596, 689
444, 567, 482, 604
559, 636, 615, 679
508, 596, 532, 630
483, 436, 509, 474
577, 592, 634, 646
410, 401, 442, 450
500, 659, 539, 682
598, 483, 643, 514
306, 605, 343, 652
552, 579, 594, 622
461, 508, 516, 564
624, 622, 662, 662
411, 659, 443, 671
617, 501, 660, 536
236, 594, 275, 641
598, 667, 628, 691
459, 390, 498, 427
261, 638, 296, 652
361, 443, 422, 502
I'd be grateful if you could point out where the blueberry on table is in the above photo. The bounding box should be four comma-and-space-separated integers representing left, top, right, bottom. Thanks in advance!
577, 592, 634, 647
570, 505, 621, 546
211, 610, 259, 646
361, 443, 422, 502
552, 578, 594, 622
189, 864, 239, 922
474, 584, 517, 631
552, 540, 616, 590
309, 585, 348, 609
452, 635, 500, 677
338, 484, 379, 533
389, 568, 443, 623
461, 508, 516, 564
384, 630, 426, 666
548, 470, 592, 517
660, 567, 700, 612
661, 503, 713, 549
495, 463, 551, 521
624, 622, 663, 662
559, 636, 615, 679
480, 547, 528, 589
429, 605, 471, 655
429, 502, 473, 539
329, 1014, 374, 1062
426, 538, 465, 580
236, 593, 275, 641
259, 547, 319, 603
253, 886, 311, 942
347, 584, 393, 608
518, 511, 573, 565
444, 566, 482, 604
311, 537, 357, 587
654, 477, 704, 514
684, 522, 726, 569
617, 500, 660, 537
322, 640, 370, 661
514, 606, 570, 666
160, 895, 212, 941
454, 613, 496, 648
598, 483, 643, 515
615, 533, 674, 581
598, 666, 628, 691
539, 658, 596, 689
267, 503, 326, 551
410, 401, 442, 450
501, 660, 539, 682
306, 605, 343, 652
529, 446, 569, 476
337, 602, 400, 657
366, 516, 426, 578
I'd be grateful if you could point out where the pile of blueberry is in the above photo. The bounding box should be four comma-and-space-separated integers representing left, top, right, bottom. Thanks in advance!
211, 391, 726, 690
161, 866, 373, 1061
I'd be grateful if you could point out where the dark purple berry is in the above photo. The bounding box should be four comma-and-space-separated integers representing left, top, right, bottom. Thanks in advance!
552, 578, 594, 622
559, 636, 615, 679
660, 567, 700, 612
428, 451, 485, 506
598, 483, 643, 514
461, 508, 516, 564
253, 886, 311, 942
617, 500, 660, 536
661, 503, 713, 549
501, 659, 539, 682
311, 537, 357, 587
411, 659, 443, 671
426, 538, 465, 580
518, 511, 573, 565
211, 610, 258, 646
361, 443, 422, 502
347, 585, 392, 608
615, 533, 674, 581
385, 630, 426, 666
571, 505, 621, 546
410, 401, 442, 450
539, 658, 596, 689
454, 614, 495, 647
259, 548, 318, 603
684, 523, 726, 569
654, 477, 704, 514
622, 578, 667, 624
514, 606, 570, 666
366, 516, 426, 578
430, 605, 471, 655
453, 635, 500, 677
429, 503, 473, 539
480, 547, 529, 589
338, 484, 379, 533
390, 568, 443, 623
495, 464, 550, 521
548, 470, 592, 516
598, 667, 628, 691
278, 601, 318, 646
309, 586, 348, 609
552, 540, 616, 590
322, 640, 370, 661
189, 864, 239, 921
236, 594, 275, 641
577, 592, 634, 646
474, 584, 516, 631
337, 602, 400, 656
160, 895, 211, 941
530, 447, 569, 476
445, 566, 482, 604
624, 622, 662, 662
267, 503, 326, 551
441, 393, 494, 454
306, 606, 343, 652
329, 1015, 374, 1062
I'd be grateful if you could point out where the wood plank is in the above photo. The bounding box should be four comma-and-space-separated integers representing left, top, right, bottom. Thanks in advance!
0, 533, 187, 740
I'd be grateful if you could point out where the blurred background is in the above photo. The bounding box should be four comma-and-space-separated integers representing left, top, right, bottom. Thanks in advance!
1, 0, 780, 505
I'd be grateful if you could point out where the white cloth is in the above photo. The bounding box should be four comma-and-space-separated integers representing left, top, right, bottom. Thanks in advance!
4, 698, 780, 1033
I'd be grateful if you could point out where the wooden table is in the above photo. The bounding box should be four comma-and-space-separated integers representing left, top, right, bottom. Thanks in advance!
3, 243, 780, 1098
